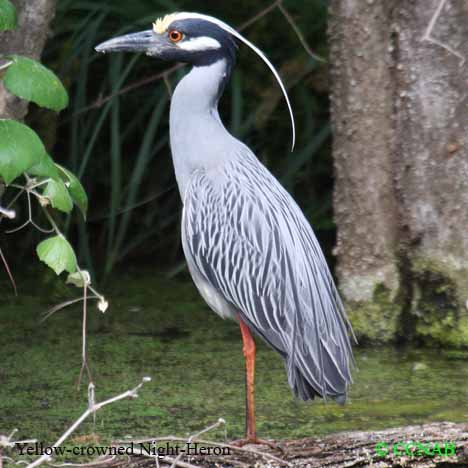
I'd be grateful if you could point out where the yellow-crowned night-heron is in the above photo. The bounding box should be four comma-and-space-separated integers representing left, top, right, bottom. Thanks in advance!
96, 12, 354, 444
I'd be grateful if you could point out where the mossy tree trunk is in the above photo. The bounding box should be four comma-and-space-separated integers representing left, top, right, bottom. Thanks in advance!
328, 0, 468, 346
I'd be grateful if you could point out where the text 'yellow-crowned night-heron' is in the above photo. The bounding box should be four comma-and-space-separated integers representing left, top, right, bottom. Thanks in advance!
96, 12, 354, 445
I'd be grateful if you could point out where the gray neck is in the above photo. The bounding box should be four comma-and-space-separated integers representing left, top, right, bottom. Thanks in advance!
169, 59, 237, 200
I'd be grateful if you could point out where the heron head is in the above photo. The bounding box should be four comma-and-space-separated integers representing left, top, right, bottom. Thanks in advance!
95, 13, 237, 67
95, 12, 296, 150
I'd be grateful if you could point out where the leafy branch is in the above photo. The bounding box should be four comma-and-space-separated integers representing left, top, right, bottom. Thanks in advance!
0, 3, 106, 386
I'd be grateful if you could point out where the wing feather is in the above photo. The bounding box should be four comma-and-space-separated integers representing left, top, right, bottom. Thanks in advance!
183, 147, 354, 401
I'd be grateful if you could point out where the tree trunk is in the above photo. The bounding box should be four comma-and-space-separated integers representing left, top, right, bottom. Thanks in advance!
0, 0, 57, 120
328, 0, 401, 343
328, 0, 468, 346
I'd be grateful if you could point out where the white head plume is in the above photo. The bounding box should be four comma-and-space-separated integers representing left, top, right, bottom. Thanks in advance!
156, 12, 296, 151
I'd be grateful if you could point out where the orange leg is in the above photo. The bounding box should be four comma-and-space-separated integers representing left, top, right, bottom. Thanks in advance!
234, 318, 283, 451
239, 317, 257, 441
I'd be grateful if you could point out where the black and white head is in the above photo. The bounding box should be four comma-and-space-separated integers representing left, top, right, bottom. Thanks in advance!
95, 12, 295, 149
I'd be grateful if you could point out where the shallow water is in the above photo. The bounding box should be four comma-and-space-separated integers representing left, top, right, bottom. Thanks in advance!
1, 271, 467, 446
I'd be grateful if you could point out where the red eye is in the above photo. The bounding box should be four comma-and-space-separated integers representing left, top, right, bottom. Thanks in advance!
168, 30, 183, 43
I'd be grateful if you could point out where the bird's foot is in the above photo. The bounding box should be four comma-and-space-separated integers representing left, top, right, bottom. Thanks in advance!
231, 437, 284, 452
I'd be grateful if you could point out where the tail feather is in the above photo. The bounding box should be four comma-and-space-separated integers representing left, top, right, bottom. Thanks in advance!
288, 360, 348, 403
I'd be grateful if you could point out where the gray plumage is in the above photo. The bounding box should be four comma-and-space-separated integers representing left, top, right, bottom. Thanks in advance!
172, 60, 353, 401
95, 12, 354, 403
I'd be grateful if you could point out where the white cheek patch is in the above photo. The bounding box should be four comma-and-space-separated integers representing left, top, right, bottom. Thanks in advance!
178, 36, 222, 51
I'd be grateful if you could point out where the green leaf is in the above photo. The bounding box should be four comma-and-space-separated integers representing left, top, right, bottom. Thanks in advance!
28, 152, 60, 181
0, 119, 46, 184
56, 164, 88, 219
37, 235, 77, 275
0, 0, 16, 31
43, 179, 73, 213
3, 56, 68, 111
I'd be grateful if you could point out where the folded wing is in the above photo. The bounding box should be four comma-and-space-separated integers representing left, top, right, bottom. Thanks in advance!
182, 148, 354, 401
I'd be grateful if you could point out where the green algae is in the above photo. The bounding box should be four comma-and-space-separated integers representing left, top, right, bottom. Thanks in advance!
346, 254, 468, 346
1, 270, 468, 464
410, 256, 468, 347
347, 284, 401, 343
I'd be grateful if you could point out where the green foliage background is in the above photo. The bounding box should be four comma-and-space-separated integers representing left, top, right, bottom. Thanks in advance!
6, 0, 331, 279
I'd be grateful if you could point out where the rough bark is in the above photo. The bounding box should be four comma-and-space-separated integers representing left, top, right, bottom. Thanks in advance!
329, 0, 468, 345
394, 1, 468, 346
328, 0, 401, 342
0, 0, 57, 120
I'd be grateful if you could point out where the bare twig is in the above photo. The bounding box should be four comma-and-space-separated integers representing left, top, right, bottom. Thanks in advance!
122, 446, 199, 468
1, 429, 37, 468
236, 0, 281, 31
33, 211, 108, 385
77, 276, 93, 388
88, 184, 175, 222
0, 247, 17, 295
25, 377, 152, 468
277, 1, 326, 63
0, 192, 24, 296
114, 430, 217, 468
421, 0, 465, 65
49, 455, 117, 467
163, 456, 198, 468
6, 189, 53, 234
169, 419, 225, 468
37, 263, 106, 386
0, 178, 56, 295
40, 295, 100, 322
74, 64, 182, 116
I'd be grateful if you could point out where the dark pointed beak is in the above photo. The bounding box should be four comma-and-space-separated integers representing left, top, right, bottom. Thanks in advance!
95, 30, 157, 53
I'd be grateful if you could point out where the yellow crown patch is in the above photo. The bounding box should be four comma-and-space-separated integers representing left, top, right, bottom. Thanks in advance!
153, 13, 178, 34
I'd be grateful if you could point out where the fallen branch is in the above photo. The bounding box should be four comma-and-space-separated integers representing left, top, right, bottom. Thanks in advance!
115, 435, 290, 467
116, 422, 467, 467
